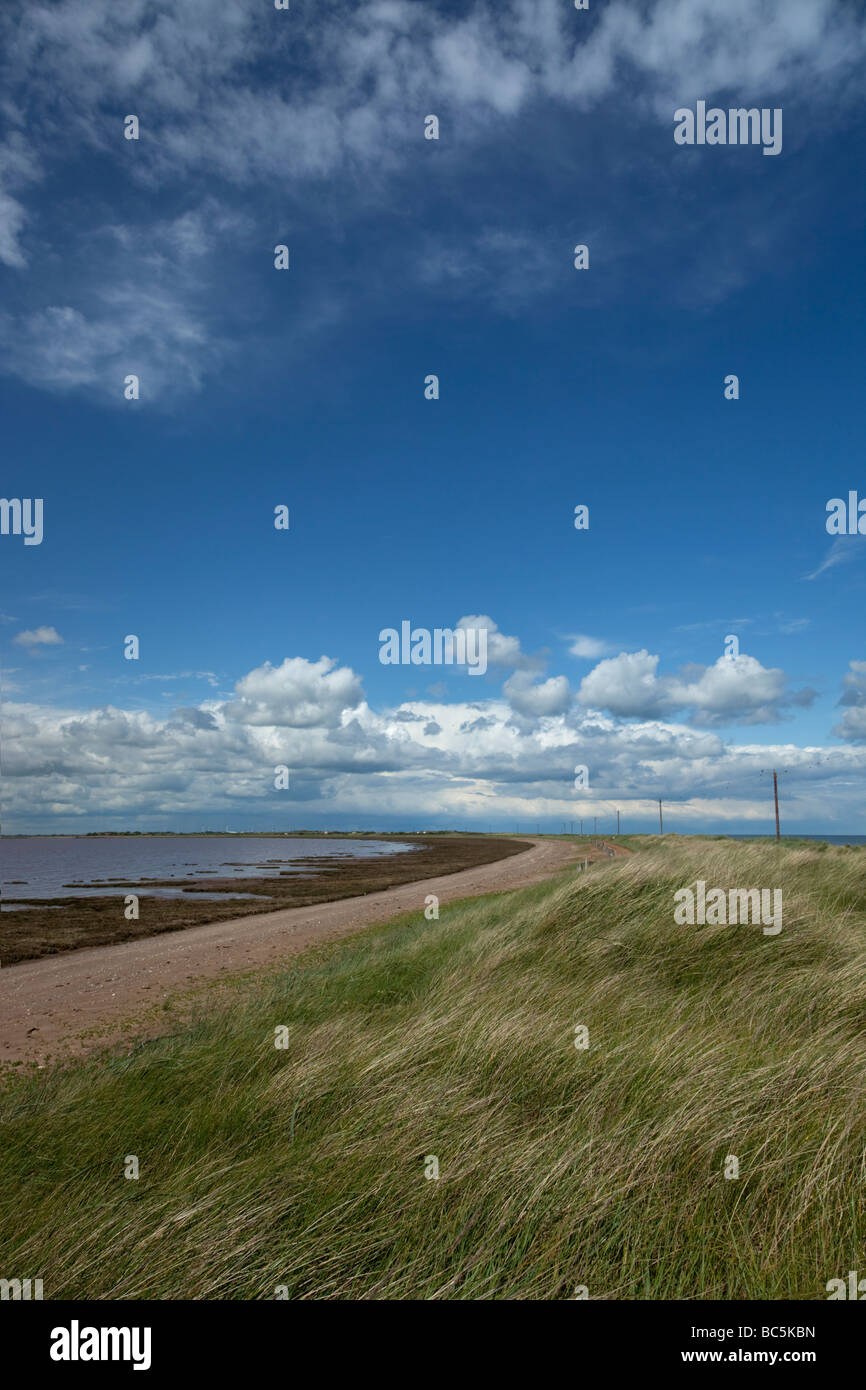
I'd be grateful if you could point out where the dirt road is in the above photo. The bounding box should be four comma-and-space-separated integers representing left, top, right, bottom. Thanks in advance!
0, 837, 607, 1067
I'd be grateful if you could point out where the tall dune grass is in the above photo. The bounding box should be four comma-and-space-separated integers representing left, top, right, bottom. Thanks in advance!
1, 837, 864, 1299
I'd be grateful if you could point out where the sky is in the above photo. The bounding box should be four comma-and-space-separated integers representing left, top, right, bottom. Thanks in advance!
1, 0, 865, 836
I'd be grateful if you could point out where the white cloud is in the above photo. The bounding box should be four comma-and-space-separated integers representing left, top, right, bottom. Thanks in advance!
13, 625, 63, 647
131, 671, 220, 687
834, 706, 866, 743
578, 649, 668, 718
833, 660, 866, 744
804, 535, 866, 580
0, 132, 42, 269
226, 656, 364, 728
2, 665, 863, 831
504, 670, 572, 717
0, 273, 228, 401
0, 1, 862, 397
0, 185, 27, 268
6, 0, 857, 181
578, 649, 815, 725
0, 201, 255, 400
456, 615, 535, 670
3, 620, 832, 827
568, 634, 613, 660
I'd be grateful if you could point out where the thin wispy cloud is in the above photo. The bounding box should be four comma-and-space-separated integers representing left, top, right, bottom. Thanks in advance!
0, 0, 862, 400
804, 535, 866, 580
568, 635, 616, 660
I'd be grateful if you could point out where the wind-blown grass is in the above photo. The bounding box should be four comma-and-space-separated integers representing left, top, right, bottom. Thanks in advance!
1, 837, 864, 1299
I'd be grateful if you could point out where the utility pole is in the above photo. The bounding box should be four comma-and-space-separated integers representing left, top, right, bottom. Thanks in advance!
773, 770, 781, 839
593, 816, 597, 836
658, 800, 663, 834
616, 809, 620, 835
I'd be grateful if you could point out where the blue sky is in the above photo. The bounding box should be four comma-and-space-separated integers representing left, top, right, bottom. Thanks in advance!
1, 0, 865, 835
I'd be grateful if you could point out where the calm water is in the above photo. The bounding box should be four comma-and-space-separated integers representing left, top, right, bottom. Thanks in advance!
0, 835, 415, 907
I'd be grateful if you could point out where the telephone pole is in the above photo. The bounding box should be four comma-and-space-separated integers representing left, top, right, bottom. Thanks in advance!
658, 800, 663, 834
579, 819, 583, 835
616, 809, 620, 836
593, 816, 597, 836
773, 770, 781, 839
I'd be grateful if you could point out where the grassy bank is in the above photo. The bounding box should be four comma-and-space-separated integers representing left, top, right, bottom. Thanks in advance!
1, 836, 864, 1299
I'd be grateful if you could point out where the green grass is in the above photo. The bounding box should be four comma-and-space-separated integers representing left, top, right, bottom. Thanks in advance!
1, 836, 864, 1299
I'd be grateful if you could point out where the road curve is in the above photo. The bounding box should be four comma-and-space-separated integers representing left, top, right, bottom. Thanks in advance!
0, 837, 595, 1066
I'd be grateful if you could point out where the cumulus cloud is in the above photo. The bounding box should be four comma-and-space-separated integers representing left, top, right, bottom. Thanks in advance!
170, 707, 218, 731
13, 625, 63, 647
456, 615, 533, 670
833, 660, 866, 743
225, 655, 364, 728
578, 649, 815, 726
3, 661, 864, 832
504, 670, 572, 717
579, 649, 668, 718
3, 619, 840, 827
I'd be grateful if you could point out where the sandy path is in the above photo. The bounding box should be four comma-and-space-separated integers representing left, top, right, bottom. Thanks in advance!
0, 837, 607, 1066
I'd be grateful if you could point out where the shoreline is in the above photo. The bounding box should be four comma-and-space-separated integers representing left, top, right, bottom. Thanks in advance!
0, 834, 527, 968
0, 836, 597, 1067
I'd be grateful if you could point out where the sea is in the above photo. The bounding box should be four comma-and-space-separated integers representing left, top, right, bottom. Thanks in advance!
0, 835, 416, 908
